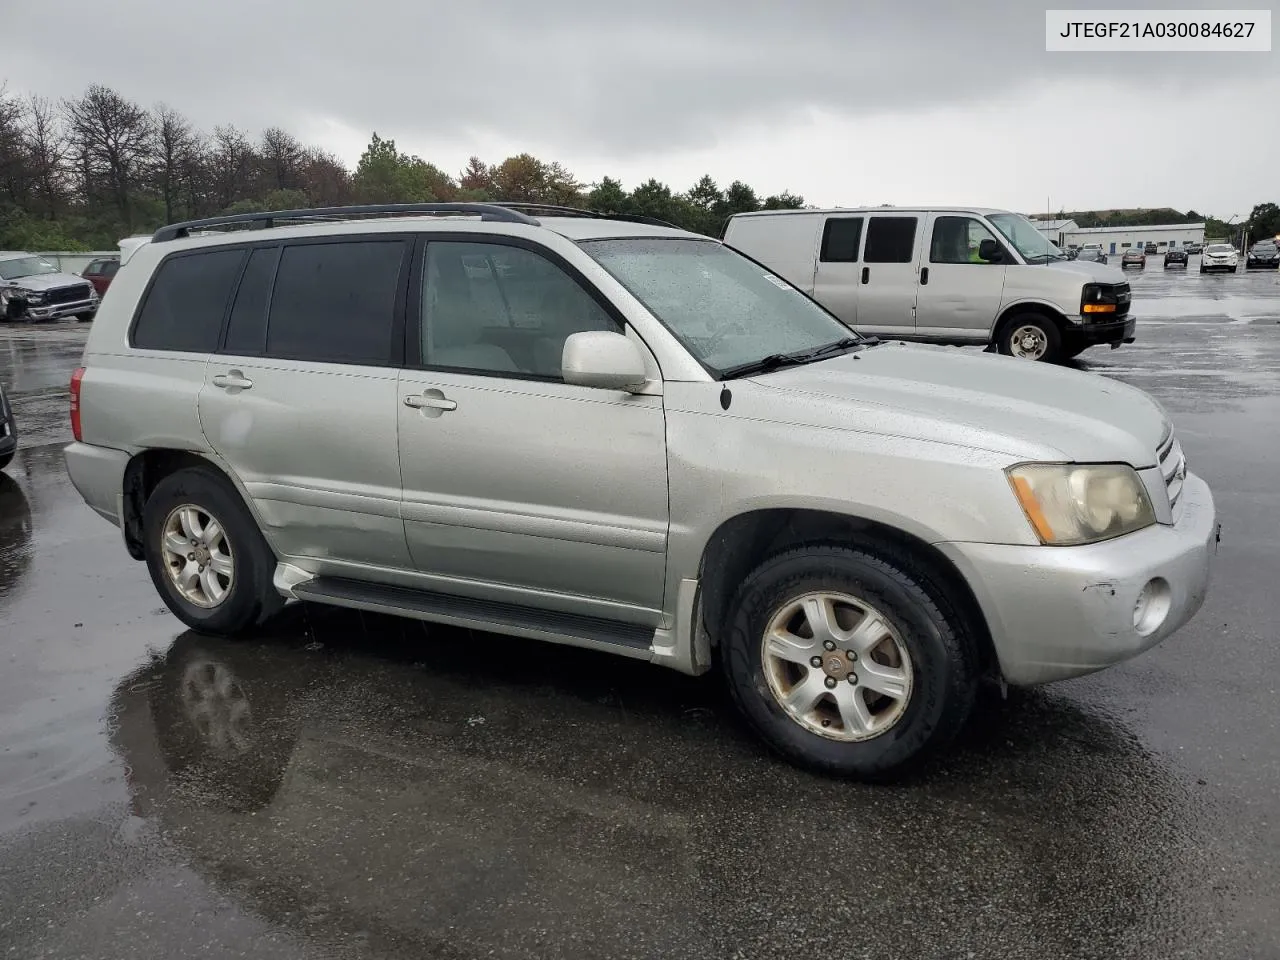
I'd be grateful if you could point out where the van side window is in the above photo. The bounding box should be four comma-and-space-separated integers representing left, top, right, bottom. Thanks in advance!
930, 216, 1001, 265
863, 217, 917, 264
132, 249, 246, 353
819, 218, 863, 262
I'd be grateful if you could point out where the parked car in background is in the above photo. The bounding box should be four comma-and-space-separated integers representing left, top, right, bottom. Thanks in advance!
1076, 246, 1108, 265
724, 206, 1134, 363
1184, 242, 1203, 255
64, 201, 1212, 779
0, 252, 100, 322
1164, 248, 1188, 269
1121, 247, 1147, 269
1144, 243, 1158, 255
0, 378, 16, 472
1200, 243, 1239, 273
81, 257, 121, 297
1246, 240, 1279, 269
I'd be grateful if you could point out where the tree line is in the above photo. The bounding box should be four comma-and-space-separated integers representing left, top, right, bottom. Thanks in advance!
0, 83, 804, 251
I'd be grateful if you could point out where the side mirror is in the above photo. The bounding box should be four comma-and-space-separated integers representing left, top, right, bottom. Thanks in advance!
561, 331, 647, 391
978, 238, 1003, 263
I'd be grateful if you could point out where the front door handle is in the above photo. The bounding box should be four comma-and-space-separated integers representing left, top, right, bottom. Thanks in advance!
211, 371, 253, 390
404, 392, 457, 412
861, 267, 870, 284
919, 266, 929, 285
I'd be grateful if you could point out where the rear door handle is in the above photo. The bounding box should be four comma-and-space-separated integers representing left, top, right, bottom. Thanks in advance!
404, 393, 457, 411
211, 371, 253, 390
919, 266, 929, 285
861, 267, 870, 284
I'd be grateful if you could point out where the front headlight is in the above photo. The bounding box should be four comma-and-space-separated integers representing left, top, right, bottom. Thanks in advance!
1007, 463, 1156, 546
21, 289, 44, 304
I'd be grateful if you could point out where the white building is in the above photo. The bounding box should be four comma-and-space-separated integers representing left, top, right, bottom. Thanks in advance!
1031, 219, 1206, 255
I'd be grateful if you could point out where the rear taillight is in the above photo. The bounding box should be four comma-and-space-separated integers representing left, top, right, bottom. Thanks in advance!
70, 367, 85, 442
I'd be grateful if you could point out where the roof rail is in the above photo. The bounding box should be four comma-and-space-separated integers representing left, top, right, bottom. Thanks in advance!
488, 202, 682, 230
151, 202, 541, 242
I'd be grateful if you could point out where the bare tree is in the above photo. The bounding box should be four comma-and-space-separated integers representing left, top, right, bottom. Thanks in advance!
298, 147, 351, 207
259, 126, 304, 194
208, 125, 256, 211
62, 84, 152, 229
149, 103, 198, 223
0, 84, 32, 208
23, 95, 68, 219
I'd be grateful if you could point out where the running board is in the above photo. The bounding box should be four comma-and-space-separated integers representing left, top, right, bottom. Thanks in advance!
291, 576, 656, 654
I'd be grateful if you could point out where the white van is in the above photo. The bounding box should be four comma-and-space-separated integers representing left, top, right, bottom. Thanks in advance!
724, 207, 1135, 363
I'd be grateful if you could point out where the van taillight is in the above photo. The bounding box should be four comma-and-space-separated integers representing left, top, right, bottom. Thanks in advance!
70, 367, 85, 442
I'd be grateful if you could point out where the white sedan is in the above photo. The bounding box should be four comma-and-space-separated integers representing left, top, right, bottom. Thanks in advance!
1199, 243, 1239, 274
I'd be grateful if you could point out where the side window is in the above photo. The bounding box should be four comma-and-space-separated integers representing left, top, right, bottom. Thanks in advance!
863, 217, 918, 263
132, 248, 246, 352
819, 218, 863, 263
930, 216, 1001, 264
224, 247, 279, 355
82, 261, 101, 276
265, 240, 405, 365
102, 260, 120, 277
422, 241, 619, 378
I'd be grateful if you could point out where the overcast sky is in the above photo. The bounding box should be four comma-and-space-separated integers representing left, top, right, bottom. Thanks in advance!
4, 0, 1276, 217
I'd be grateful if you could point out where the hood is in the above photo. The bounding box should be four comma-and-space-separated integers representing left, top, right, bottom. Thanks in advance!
746, 342, 1168, 466
3, 271, 92, 292
1037, 258, 1125, 284
1203, 249, 1236, 259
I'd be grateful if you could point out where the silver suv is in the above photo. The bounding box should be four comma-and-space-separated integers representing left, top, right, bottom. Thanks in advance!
65, 202, 1217, 779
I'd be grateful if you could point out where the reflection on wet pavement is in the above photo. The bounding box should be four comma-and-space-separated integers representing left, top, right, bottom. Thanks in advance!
1, 265, 1278, 958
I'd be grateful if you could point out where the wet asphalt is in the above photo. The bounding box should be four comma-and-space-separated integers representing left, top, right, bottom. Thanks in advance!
1, 260, 1278, 959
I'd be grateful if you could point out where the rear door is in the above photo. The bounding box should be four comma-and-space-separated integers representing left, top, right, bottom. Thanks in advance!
914, 214, 1008, 341
810, 216, 864, 327
855, 215, 922, 337
198, 236, 413, 570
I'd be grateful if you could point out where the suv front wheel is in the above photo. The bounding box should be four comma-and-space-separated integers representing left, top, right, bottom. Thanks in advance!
720, 545, 978, 780
143, 466, 282, 635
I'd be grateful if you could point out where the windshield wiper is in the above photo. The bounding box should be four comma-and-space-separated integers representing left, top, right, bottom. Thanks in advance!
1024, 253, 1067, 263
719, 337, 868, 380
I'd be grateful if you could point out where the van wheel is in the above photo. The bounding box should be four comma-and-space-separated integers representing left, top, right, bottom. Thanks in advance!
997, 313, 1061, 363
720, 545, 978, 780
143, 466, 282, 636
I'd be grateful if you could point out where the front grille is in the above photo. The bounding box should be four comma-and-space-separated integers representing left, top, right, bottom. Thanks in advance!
1158, 430, 1186, 511
45, 283, 93, 306
1113, 282, 1131, 319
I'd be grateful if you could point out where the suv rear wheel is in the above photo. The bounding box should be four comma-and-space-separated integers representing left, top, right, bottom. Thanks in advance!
143, 466, 282, 635
997, 313, 1061, 363
720, 545, 978, 779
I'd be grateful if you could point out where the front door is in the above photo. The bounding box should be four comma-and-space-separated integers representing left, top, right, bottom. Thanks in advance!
914, 214, 1009, 341
855, 215, 922, 337
199, 237, 412, 569
397, 237, 669, 625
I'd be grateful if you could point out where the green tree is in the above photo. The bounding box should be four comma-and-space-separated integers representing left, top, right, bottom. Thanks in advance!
586, 176, 630, 215
1247, 202, 1280, 240
352, 133, 455, 204
762, 190, 804, 210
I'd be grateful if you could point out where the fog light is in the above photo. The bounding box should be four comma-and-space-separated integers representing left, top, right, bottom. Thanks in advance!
1133, 578, 1172, 637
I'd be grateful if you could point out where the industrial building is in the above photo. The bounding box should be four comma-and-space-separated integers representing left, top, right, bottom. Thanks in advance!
1030, 219, 1207, 255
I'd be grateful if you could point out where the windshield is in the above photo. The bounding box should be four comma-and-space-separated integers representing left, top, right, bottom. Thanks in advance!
1254, 242, 1276, 250
581, 238, 859, 376
986, 213, 1064, 261
0, 256, 59, 281
1206, 244, 1234, 253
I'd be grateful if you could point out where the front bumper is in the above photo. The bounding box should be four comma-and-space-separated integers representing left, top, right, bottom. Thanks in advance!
1071, 315, 1136, 346
1202, 260, 1237, 270
938, 472, 1216, 686
1246, 259, 1278, 268
22, 297, 97, 321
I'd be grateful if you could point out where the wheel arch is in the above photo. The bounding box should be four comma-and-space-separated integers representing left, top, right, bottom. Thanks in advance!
695, 507, 997, 677
993, 301, 1070, 344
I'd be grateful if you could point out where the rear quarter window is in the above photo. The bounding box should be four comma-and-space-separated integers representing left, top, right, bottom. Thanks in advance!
131, 248, 247, 352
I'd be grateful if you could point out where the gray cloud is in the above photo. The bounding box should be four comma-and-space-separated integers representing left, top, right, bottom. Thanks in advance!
4, 0, 1271, 160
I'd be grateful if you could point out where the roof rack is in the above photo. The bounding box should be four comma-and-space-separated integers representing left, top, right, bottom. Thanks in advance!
487, 202, 681, 230
151, 202, 541, 242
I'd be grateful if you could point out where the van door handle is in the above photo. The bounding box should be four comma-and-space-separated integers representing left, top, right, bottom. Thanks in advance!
919, 267, 929, 285
861, 267, 870, 284
404, 392, 457, 412
211, 371, 253, 390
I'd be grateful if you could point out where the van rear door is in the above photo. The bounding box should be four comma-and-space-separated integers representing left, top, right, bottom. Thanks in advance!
723, 212, 822, 294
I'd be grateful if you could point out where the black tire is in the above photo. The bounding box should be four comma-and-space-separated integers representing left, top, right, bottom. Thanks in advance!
1232, 266, 1238, 273
720, 545, 979, 780
0, 450, 12, 472
75, 312, 95, 322
996, 312, 1062, 363
143, 465, 282, 636
1199, 265, 1206, 274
